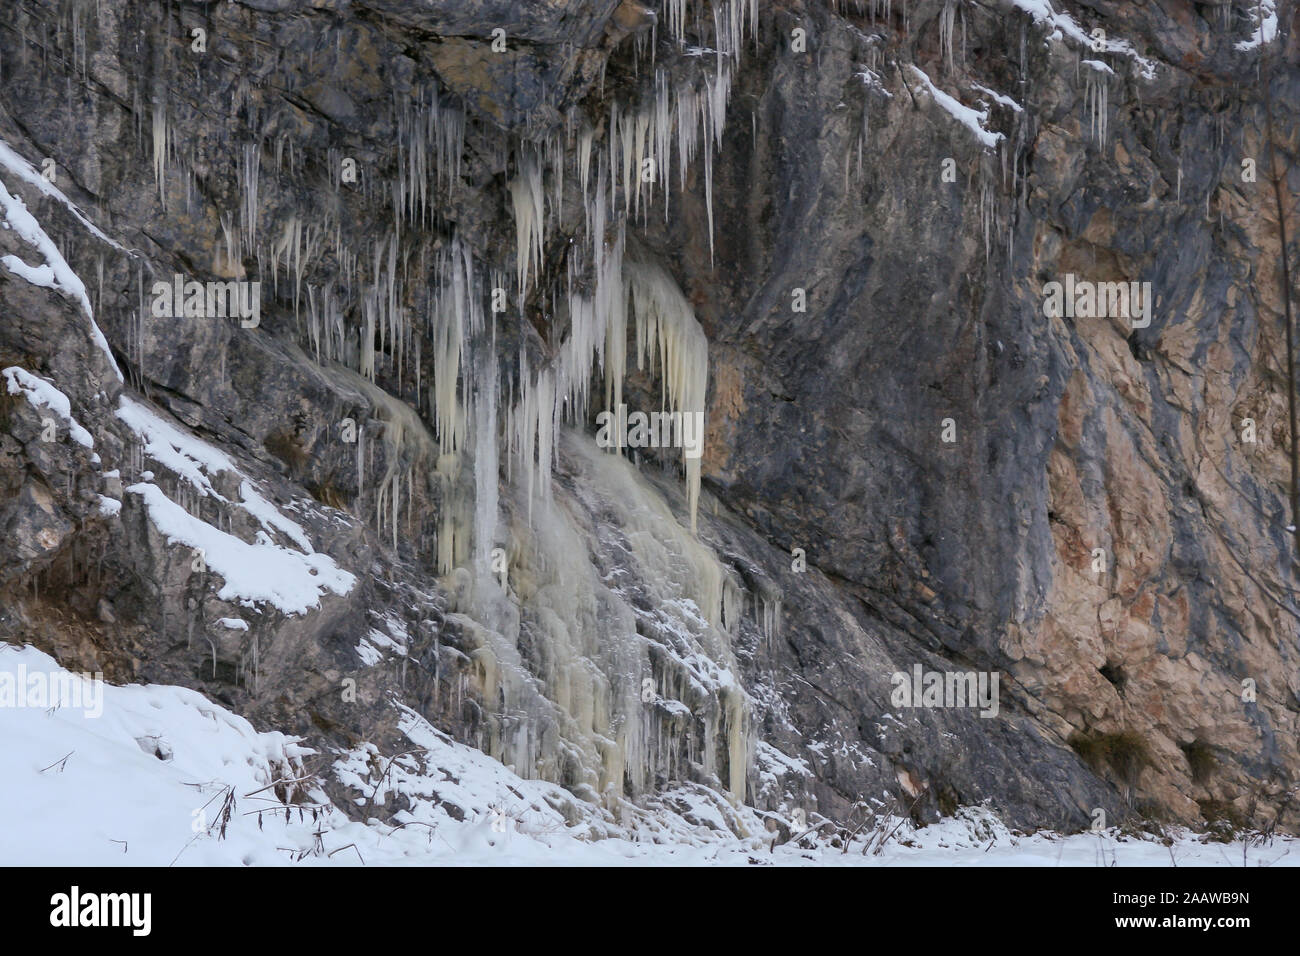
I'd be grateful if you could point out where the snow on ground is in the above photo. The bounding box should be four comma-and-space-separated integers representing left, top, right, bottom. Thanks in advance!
2, 645, 1295, 867
0, 644, 318, 867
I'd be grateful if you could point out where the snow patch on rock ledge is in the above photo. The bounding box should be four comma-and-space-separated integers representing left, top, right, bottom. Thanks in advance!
3, 366, 94, 447
907, 66, 1003, 150
0, 139, 124, 250
1009, 0, 1159, 80
1236, 0, 1278, 51
116, 396, 354, 615
0, 171, 122, 381
126, 481, 353, 616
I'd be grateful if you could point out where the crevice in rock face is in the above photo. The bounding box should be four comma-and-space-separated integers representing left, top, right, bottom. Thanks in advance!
1098, 660, 1126, 694
1182, 738, 1219, 784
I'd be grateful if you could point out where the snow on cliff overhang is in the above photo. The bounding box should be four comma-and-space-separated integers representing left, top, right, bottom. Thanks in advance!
1236, 0, 1278, 51
906, 65, 1004, 150
1007, 0, 1160, 81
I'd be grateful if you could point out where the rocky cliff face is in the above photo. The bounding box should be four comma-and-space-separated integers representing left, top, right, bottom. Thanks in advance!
1, 0, 1297, 841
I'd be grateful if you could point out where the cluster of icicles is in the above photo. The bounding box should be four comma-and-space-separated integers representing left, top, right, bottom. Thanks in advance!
139, 0, 762, 552
130, 0, 769, 810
